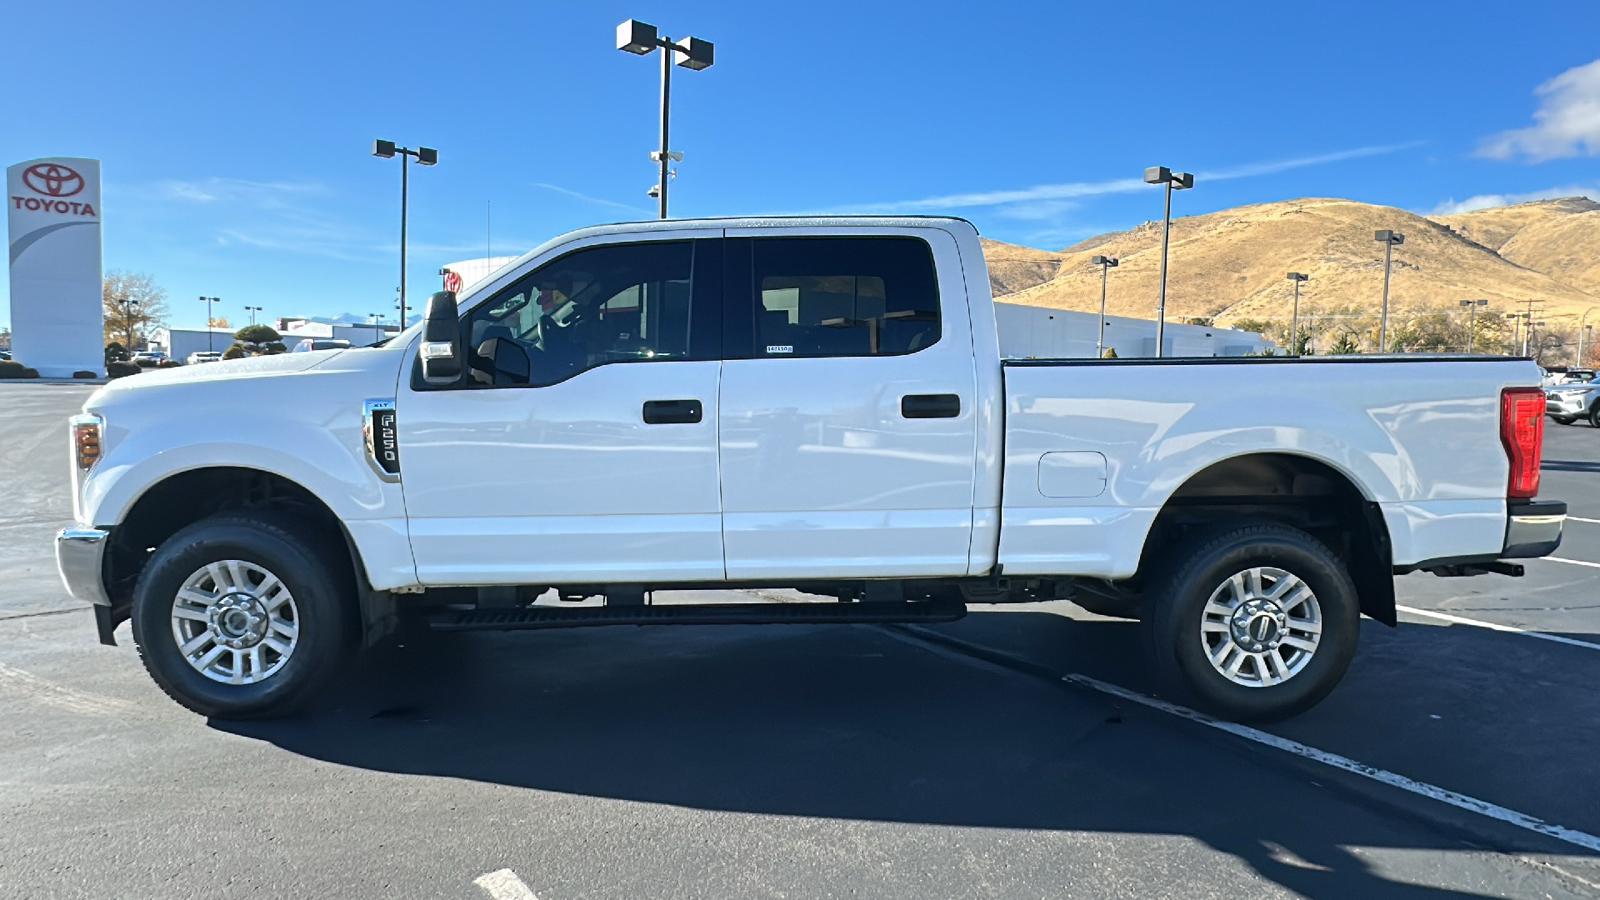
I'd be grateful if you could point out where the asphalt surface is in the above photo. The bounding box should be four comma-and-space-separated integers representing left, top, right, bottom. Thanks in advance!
3, 381, 1600, 899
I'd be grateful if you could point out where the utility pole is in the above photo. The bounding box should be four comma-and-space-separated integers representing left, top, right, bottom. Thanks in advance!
1287, 273, 1309, 356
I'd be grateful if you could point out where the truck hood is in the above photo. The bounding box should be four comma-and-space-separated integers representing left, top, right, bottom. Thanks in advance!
99, 350, 341, 394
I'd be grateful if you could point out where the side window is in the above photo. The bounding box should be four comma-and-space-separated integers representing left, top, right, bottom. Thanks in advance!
750, 237, 939, 357
463, 241, 693, 386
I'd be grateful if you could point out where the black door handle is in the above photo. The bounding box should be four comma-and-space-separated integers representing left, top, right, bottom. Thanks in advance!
643, 399, 703, 425
901, 393, 961, 419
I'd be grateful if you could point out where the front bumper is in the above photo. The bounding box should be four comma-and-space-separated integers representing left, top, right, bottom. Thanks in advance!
1502, 500, 1565, 559
1546, 395, 1590, 416
56, 527, 110, 606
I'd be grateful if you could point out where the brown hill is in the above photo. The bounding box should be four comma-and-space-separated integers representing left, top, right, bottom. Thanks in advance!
1498, 210, 1600, 297
1433, 197, 1600, 252
979, 237, 1063, 296
984, 197, 1600, 341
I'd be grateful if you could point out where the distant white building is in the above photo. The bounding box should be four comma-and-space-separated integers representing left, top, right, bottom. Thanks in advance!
995, 303, 1274, 359
277, 317, 399, 346
147, 326, 238, 361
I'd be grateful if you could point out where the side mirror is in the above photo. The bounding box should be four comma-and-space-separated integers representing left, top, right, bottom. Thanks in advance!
470, 337, 531, 387
420, 291, 461, 382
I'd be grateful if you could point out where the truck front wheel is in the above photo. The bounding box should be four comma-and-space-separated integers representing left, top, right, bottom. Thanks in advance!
1142, 522, 1359, 722
130, 512, 354, 718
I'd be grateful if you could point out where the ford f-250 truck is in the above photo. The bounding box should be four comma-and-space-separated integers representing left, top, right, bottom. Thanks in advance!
56, 216, 1565, 722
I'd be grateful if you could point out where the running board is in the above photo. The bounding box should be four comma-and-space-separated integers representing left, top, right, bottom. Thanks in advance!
430, 600, 967, 632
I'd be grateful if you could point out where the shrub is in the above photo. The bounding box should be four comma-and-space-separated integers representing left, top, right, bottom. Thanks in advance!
134, 356, 160, 367
156, 359, 184, 369
106, 362, 142, 378
222, 343, 248, 360
0, 360, 40, 379
105, 342, 129, 364
261, 341, 287, 355
73, 370, 98, 379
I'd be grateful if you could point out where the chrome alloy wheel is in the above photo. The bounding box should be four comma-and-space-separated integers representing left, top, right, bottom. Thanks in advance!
170, 560, 299, 685
1199, 567, 1322, 688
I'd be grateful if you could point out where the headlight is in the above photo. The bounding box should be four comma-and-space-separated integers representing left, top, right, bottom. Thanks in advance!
70, 414, 104, 471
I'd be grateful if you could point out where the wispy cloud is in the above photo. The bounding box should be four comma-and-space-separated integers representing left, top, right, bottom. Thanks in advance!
833, 142, 1422, 216
1479, 58, 1600, 161
156, 177, 322, 208
1427, 184, 1598, 215
531, 182, 652, 215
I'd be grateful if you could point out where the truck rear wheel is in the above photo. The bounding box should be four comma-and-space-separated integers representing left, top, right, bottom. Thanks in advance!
130, 512, 354, 719
1141, 522, 1359, 722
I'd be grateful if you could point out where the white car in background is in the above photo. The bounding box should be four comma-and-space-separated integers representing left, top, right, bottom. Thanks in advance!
1546, 380, 1600, 426
184, 351, 223, 365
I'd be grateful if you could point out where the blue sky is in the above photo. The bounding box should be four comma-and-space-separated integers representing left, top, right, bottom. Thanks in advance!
4, 0, 1599, 330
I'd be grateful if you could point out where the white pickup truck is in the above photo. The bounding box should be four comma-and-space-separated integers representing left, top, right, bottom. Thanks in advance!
56, 216, 1565, 722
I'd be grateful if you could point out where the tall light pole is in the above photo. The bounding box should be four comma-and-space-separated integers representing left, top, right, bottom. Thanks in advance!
372, 140, 438, 327
1526, 320, 1546, 358
118, 298, 141, 351
1578, 307, 1598, 366
1144, 166, 1194, 358
1458, 299, 1486, 352
617, 19, 714, 219
1286, 272, 1309, 356
1091, 255, 1118, 357
1374, 230, 1405, 352
370, 313, 383, 344
244, 305, 262, 326
199, 296, 220, 352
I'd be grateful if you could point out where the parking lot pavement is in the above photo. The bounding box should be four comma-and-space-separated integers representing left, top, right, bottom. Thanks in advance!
3, 381, 1600, 898
0, 384, 96, 619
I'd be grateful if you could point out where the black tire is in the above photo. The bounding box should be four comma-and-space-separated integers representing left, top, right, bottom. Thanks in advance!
1140, 522, 1360, 722
1551, 416, 1576, 425
1589, 405, 1600, 428
130, 511, 355, 718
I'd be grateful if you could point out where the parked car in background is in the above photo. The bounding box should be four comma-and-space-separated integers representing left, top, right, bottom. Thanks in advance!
0, 350, 10, 361
131, 351, 168, 367
1546, 380, 1600, 426
291, 338, 352, 353
184, 351, 223, 365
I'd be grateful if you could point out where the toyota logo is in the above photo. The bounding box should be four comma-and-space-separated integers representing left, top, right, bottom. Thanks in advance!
22, 163, 85, 198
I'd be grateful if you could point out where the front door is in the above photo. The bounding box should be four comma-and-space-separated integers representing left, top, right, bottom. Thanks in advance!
397, 235, 726, 585
717, 228, 980, 580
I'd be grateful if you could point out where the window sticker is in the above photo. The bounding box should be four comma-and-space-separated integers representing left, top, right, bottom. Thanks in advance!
765, 345, 794, 354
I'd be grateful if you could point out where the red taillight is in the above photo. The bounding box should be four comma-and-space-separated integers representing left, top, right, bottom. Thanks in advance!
1500, 387, 1544, 498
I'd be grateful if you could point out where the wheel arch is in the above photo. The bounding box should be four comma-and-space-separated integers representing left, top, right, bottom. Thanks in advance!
1135, 451, 1396, 626
102, 466, 382, 643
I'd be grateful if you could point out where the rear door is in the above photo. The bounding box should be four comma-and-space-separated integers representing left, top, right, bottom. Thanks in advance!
717, 228, 979, 579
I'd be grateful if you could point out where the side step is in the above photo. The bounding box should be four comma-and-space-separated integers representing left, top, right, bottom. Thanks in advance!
430, 599, 967, 632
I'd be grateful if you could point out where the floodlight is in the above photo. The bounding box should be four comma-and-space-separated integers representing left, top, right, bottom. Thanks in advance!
1143, 166, 1171, 184
617, 19, 658, 54
675, 36, 714, 70
416, 147, 438, 166
372, 139, 397, 158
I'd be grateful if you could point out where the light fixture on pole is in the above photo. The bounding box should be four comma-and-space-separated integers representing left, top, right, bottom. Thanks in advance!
1582, 325, 1594, 367
1526, 320, 1546, 358
199, 296, 220, 352
1286, 272, 1309, 356
244, 305, 263, 326
1458, 299, 1487, 353
117, 298, 141, 350
372, 139, 438, 329
617, 19, 714, 219
1505, 313, 1524, 356
1144, 166, 1194, 358
370, 312, 384, 344
1374, 230, 1405, 352
1091, 255, 1119, 357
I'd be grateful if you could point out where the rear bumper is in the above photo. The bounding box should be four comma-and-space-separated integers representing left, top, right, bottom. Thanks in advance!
1502, 500, 1565, 559
56, 526, 110, 606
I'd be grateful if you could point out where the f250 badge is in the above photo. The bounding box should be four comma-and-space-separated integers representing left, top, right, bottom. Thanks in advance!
362, 399, 401, 482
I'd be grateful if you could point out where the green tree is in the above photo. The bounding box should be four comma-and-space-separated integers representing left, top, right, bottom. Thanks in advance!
1329, 332, 1361, 355
232, 325, 283, 356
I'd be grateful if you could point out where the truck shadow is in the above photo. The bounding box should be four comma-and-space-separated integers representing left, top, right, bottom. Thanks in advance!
215, 610, 1594, 899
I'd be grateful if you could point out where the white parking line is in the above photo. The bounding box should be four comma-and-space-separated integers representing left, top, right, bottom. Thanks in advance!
1564, 516, 1600, 524
1545, 556, 1600, 569
1396, 605, 1600, 652
475, 868, 539, 900
1061, 672, 1600, 853
894, 627, 1600, 855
